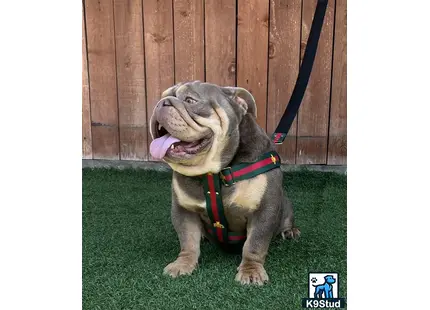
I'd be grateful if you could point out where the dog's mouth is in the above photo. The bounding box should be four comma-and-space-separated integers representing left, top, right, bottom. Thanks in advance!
150, 122, 213, 160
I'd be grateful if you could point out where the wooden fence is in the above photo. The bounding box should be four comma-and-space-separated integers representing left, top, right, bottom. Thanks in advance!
82, 0, 346, 165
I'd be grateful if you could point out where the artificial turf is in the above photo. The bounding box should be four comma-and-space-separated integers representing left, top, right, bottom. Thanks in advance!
83, 168, 347, 310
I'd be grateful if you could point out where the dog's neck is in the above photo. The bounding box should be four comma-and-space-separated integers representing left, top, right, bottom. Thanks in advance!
229, 114, 274, 165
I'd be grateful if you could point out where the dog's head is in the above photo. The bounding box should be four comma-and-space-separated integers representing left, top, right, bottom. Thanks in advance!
324, 275, 336, 284
149, 81, 256, 176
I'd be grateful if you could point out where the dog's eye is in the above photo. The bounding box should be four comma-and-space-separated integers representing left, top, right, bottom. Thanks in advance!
184, 97, 197, 104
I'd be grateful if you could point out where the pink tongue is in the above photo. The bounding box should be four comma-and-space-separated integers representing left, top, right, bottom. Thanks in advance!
150, 134, 181, 159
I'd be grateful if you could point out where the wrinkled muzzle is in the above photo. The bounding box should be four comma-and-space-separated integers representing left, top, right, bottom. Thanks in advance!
149, 97, 212, 160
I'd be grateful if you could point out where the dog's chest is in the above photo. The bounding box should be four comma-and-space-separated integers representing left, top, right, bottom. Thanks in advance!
172, 174, 267, 213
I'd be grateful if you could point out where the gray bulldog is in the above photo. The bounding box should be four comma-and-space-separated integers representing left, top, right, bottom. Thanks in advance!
149, 81, 300, 285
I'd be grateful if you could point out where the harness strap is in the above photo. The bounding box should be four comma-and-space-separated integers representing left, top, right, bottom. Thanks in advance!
205, 228, 246, 244
219, 151, 281, 187
202, 173, 229, 243
202, 151, 281, 245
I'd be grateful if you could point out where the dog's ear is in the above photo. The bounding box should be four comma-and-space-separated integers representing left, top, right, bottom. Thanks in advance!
220, 86, 257, 118
161, 82, 185, 98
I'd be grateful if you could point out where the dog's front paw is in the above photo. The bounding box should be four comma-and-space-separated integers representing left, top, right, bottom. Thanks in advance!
163, 259, 197, 278
235, 262, 269, 285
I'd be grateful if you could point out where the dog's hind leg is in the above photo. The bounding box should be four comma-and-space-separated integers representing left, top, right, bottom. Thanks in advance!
314, 287, 322, 298
278, 197, 300, 240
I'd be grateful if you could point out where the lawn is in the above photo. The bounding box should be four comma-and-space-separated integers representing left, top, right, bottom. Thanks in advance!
83, 168, 347, 310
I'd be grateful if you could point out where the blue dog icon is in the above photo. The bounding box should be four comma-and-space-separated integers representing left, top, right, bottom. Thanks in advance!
313, 275, 336, 298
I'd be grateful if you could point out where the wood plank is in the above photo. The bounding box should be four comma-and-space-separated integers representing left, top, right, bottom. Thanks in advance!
173, 0, 205, 82
82, 6, 92, 159
205, 0, 236, 86
267, 0, 301, 164
143, 0, 175, 161
237, 0, 269, 130
296, 0, 334, 164
114, 0, 147, 160
85, 0, 119, 159
327, 0, 347, 165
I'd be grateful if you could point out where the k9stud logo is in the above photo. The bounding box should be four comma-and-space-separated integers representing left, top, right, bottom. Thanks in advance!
302, 272, 346, 308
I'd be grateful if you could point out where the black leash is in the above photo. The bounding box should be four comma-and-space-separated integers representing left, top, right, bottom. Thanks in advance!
272, 0, 328, 144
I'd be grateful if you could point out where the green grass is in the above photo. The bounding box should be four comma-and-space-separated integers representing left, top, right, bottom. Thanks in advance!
83, 168, 347, 310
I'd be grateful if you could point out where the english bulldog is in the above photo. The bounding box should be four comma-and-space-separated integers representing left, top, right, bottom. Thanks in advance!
149, 81, 300, 285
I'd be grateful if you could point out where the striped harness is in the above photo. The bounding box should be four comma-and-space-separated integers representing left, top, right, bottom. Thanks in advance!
201, 149, 281, 245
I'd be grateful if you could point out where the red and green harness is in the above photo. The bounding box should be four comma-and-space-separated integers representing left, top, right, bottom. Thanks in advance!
201, 150, 282, 245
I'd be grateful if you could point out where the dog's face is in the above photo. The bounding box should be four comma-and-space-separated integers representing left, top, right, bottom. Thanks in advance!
149, 81, 256, 176
324, 275, 336, 284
